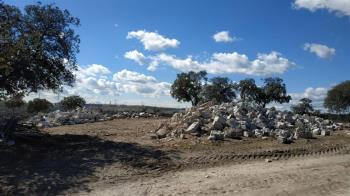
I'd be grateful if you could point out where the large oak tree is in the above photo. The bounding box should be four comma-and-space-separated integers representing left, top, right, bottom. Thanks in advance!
324, 81, 350, 113
0, 1, 80, 98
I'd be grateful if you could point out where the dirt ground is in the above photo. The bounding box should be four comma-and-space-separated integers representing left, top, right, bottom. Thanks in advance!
1, 118, 350, 196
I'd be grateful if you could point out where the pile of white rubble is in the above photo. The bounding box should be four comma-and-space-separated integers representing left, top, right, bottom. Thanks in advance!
26, 109, 158, 128
154, 101, 343, 143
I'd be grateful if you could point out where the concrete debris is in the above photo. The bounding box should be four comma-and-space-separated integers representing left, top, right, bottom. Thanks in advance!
208, 130, 225, 140
155, 100, 341, 144
321, 129, 330, 136
212, 116, 226, 130
185, 122, 201, 133
156, 128, 168, 139
26, 108, 159, 128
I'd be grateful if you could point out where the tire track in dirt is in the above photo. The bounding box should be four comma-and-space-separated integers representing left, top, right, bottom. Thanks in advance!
83, 154, 350, 196
180, 144, 350, 169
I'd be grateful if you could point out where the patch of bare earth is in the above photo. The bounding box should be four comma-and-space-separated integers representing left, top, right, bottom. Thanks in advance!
1, 118, 350, 195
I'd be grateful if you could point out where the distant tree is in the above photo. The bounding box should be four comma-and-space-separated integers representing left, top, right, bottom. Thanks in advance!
291, 98, 314, 115
237, 78, 262, 103
4, 92, 25, 111
259, 77, 291, 107
0, 2, 80, 98
59, 95, 85, 111
171, 71, 207, 106
27, 98, 53, 113
237, 77, 290, 107
324, 81, 350, 113
313, 109, 321, 116
201, 77, 236, 103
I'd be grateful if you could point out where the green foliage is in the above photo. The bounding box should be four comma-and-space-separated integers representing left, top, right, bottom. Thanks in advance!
237, 77, 290, 107
170, 71, 291, 108
324, 80, 350, 113
170, 71, 207, 106
201, 77, 236, 103
27, 98, 53, 113
260, 77, 291, 107
237, 78, 262, 103
59, 95, 86, 111
0, 1, 80, 97
4, 92, 25, 109
291, 98, 314, 115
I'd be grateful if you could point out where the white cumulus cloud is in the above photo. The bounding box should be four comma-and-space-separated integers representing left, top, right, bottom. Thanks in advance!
269, 87, 328, 111
303, 43, 336, 59
127, 30, 180, 51
124, 50, 146, 65
149, 51, 295, 75
290, 87, 328, 101
113, 69, 170, 97
293, 0, 350, 16
212, 31, 237, 42
25, 65, 171, 103
83, 64, 111, 76
113, 69, 156, 83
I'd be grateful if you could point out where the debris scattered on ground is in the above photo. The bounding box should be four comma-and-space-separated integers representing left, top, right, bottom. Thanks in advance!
25, 109, 159, 128
153, 101, 343, 143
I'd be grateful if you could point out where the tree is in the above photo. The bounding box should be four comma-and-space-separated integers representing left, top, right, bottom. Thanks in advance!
171, 71, 207, 106
4, 92, 25, 111
259, 77, 291, 107
201, 77, 236, 103
324, 81, 350, 113
237, 77, 291, 107
237, 78, 262, 103
0, 2, 80, 98
27, 98, 53, 113
291, 98, 314, 115
59, 95, 85, 111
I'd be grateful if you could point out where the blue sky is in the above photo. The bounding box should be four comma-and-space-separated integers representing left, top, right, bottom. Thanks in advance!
6, 0, 350, 109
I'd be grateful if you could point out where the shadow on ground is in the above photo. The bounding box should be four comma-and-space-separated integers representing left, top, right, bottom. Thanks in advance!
0, 131, 177, 195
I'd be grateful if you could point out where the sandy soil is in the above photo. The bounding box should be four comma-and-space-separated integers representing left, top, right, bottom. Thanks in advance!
1, 118, 350, 195
80, 154, 350, 196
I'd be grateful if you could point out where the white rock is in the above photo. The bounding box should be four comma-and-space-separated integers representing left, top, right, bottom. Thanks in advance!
185, 122, 200, 133
212, 116, 226, 130
321, 129, 330, 136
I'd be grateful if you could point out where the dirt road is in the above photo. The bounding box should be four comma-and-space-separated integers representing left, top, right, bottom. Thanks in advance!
80, 154, 350, 196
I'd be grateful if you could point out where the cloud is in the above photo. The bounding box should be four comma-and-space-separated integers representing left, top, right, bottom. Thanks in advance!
127, 30, 180, 51
124, 50, 146, 65
149, 51, 295, 75
269, 87, 328, 111
113, 69, 156, 83
212, 31, 237, 42
290, 87, 328, 102
82, 64, 111, 76
113, 69, 170, 97
303, 43, 336, 59
293, 0, 350, 16
25, 65, 170, 103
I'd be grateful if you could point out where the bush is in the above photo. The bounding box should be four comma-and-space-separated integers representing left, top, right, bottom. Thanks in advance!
27, 98, 53, 113
59, 95, 86, 111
